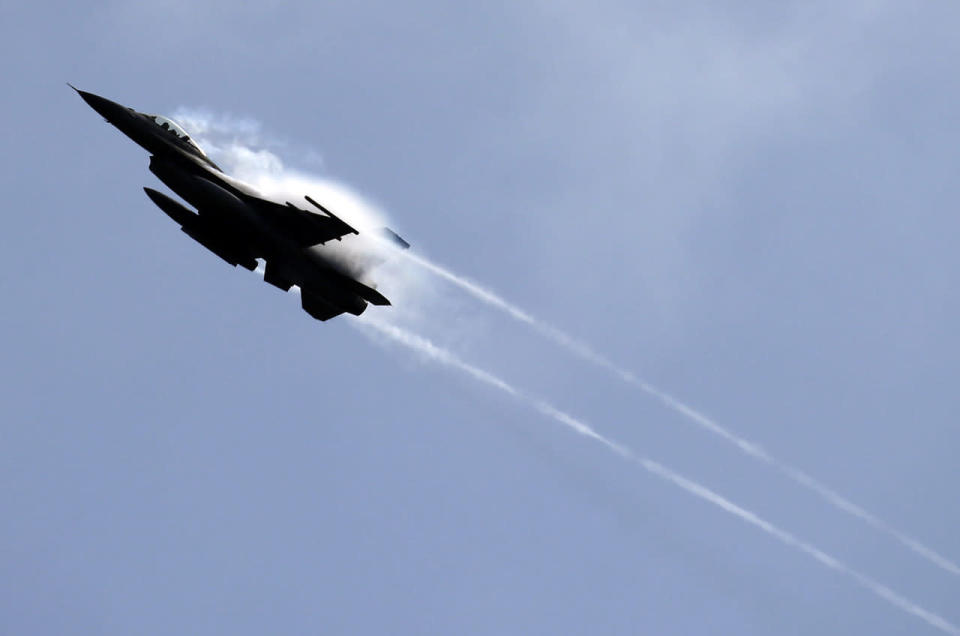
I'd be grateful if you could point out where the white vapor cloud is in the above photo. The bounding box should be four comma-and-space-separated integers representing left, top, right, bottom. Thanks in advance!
167, 108, 430, 295
355, 316, 959, 636
160, 107, 958, 629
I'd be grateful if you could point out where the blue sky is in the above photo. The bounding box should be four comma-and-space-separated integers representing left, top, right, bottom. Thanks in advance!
3, 2, 959, 634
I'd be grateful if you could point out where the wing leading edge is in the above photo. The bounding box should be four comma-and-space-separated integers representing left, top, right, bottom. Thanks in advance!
253, 195, 358, 248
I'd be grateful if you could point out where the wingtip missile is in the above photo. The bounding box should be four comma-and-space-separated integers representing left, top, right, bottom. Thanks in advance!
304, 194, 359, 236
379, 227, 410, 250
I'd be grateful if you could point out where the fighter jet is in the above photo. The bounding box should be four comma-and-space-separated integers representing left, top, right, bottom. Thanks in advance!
71, 86, 409, 321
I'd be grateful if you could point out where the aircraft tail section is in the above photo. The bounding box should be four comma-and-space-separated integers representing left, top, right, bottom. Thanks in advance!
301, 291, 349, 321
335, 273, 391, 306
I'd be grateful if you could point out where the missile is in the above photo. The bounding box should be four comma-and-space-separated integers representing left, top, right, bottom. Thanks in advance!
303, 194, 359, 236
379, 227, 410, 250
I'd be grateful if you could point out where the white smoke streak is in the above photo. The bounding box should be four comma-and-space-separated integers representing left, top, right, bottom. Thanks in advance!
401, 251, 539, 325
356, 317, 959, 635
166, 109, 958, 581
402, 252, 960, 578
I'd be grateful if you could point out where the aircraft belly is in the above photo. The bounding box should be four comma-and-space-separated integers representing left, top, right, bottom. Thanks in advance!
181, 224, 258, 271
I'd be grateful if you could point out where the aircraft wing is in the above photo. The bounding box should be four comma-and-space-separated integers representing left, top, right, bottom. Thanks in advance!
252, 195, 359, 247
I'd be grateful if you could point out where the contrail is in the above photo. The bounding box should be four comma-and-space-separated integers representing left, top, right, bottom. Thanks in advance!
356, 317, 959, 635
400, 250, 960, 578
183, 114, 955, 579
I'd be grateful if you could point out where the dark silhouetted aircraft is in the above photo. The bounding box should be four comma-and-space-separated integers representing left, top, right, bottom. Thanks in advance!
72, 86, 408, 321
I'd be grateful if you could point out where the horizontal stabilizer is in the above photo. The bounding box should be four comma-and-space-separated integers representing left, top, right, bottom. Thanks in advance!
357, 285, 391, 306
337, 275, 391, 306
301, 291, 347, 321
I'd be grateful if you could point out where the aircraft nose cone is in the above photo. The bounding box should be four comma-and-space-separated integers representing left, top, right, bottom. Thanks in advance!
70, 85, 128, 122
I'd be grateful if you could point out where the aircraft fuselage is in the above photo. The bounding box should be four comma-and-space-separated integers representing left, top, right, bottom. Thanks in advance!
73, 86, 392, 320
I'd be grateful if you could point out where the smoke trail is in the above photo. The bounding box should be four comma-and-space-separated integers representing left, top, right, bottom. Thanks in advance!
401, 251, 960, 578
356, 317, 959, 635
169, 110, 956, 578
401, 251, 539, 325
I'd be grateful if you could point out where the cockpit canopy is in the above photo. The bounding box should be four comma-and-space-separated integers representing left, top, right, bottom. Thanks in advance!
149, 114, 208, 156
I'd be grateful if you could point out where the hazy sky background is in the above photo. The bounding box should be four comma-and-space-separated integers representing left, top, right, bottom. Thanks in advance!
2, 1, 959, 634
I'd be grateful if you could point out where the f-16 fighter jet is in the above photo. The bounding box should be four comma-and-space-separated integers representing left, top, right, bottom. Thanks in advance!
72, 86, 408, 321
